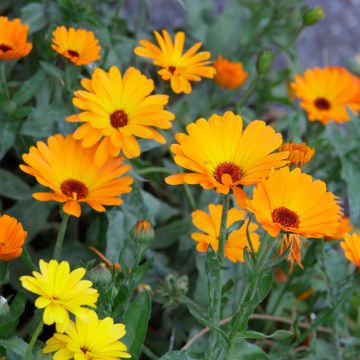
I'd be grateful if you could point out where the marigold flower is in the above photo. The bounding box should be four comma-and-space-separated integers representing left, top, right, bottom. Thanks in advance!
43, 310, 130, 359
280, 142, 315, 167
280, 233, 305, 271
165, 111, 288, 207
291, 66, 360, 124
134, 30, 216, 94
325, 216, 353, 240
0, 17, 32, 60
191, 204, 259, 262
341, 233, 360, 268
247, 167, 340, 238
213, 55, 248, 89
20, 260, 98, 332
0, 215, 27, 261
20, 134, 133, 218
51, 26, 101, 66
67, 66, 175, 165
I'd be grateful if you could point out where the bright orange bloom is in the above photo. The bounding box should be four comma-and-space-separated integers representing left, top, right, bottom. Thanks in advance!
67, 66, 174, 165
213, 55, 248, 89
191, 204, 260, 263
280, 233, 305, 271
51, 26, 101, 66
0, 215, 27, 260
20, 134, 133, 218
291, 67, 360, 124
165, 111, 288, 207
134, 30, 216, 94
280, 143, 315, 167
247, 167, 340, 238
0, 17, 32, 60
325, 216, 353, 240
341, 233, 360, 268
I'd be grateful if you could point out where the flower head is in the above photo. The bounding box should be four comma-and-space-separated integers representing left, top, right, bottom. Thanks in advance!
20, 260, 98, 332
325, 216, 353, 240
0, 17, 32, 60
213, 55, 248, 89
20, 134, 133, 217
247, 167, 340, 238
165, 111, 288, 206
51, 26, 101, 66
341, 233, 360, 268
134, 30, 216, 94
0, 215, 27, 260
43, 310, 130, 359
67, 66, 175, 165
280, 142, 315, 167
291, 66, 360, 124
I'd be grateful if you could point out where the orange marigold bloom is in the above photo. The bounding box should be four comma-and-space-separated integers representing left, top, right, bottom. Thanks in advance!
165, 111, 288, 207
51, 26, 101, 66
341, 233, 360, 268
280, 142, 315, 167
213, 55, 248, 89
191, 204, 260, 263
20, 134, 133, 218
0, 17, 32, 60
0, 215, 27, 260
67, 66, 175, 165
280, 233, 305, 271
291, 66, 360, 124
325, 216, 353, 240
134, 30, 216, 94
247, 167, 340, 238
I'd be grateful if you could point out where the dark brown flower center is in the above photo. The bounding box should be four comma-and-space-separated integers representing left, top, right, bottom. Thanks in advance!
60, 179, 88, 199
214, 162, 242, 184
272, 207, 300, 228
110, 110, 128, 128
80, 347, 89, 354
314, 97, 331, 111
0, 44, 12, 53
67, 49, 79, 58
168, 66, 176, 74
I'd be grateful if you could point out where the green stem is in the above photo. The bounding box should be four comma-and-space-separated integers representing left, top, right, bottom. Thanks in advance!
21, 247, 36, 272
0, 62, 9, 99
137, 166, 173, 175
24, 319, 43, 360
237, 76, 259, 107
53, 213, 70, 260
142, 344, 159, 360
183, 184, 196, 211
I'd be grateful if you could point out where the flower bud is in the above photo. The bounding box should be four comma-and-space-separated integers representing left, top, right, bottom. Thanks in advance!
256, 49, 273, 76
131, 220, 155, 245
87, 264, 112, 286
303, 7, 325, 26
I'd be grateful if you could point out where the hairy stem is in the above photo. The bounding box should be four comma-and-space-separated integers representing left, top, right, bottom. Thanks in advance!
53, 213, 70, 260
24, 319, 43, 360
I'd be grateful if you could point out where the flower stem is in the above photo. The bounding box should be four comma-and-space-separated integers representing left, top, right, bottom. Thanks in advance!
0, 61, 9, 99
53, 213, 70, 260
21, 246, 36, 272
24, 318, 43, 360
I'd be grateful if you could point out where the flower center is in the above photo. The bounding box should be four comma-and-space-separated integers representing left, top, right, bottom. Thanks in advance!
272, 207, 300, 228
314, 97, 331, 111
168, 66, 176, 74
214, 162, 242, 184
80, 347, 89, 354
110, 110, 128, 128
60, 179, 88, 199
0, 44, 12, 53
67, 49, 79, 57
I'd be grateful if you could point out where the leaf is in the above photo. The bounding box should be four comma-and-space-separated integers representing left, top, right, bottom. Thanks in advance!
0, 169, 31, 200
123, 292, 151, 359
228, 340, 270, 360
0, 337, 28, 360
0, 262, 9, 286
270, 330, 293, 340
39, 61, 64, 79
237, 330, 267, 340
21, 3, 47, 33
255, 272, 273, 303
0, 114, 17, 160
159, 351, 201, 360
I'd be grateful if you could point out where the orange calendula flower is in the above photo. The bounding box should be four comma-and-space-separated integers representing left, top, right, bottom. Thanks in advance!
0, 215, 27, 261
20, 134, 133, 218
291, 66, 360, 124
341, 233, 360, 268
247, 167, 340, 238
325, 216, 353, 240
67, 66, 175, 165
51, 26, 101, 66
280, 142, 315, 167
191, 204, 260, 263
213, 55, 248, 89
134, 30, 216, 94
165, 111, 288, 207
280, 233, 305, 271
0, 17, 32, 60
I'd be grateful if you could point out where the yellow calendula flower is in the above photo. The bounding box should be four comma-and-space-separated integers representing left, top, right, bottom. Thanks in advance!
43, 310, 130, 359
341, 233, 360, 268
67, 66, 175, 165
20, 260, 98, 332
213, 55, 248, 89
134, 30, 216, 94
280, 142, 315, 167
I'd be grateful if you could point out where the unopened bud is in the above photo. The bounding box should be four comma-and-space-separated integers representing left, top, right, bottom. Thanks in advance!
87, 264, 112, 286
303, 7, 325, 26
136, 283, 152, 294
256, 49, 273, 76
131, 220, 155, 245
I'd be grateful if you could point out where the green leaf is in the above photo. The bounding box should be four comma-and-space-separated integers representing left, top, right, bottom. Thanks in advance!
0, 337, 28, 360
39, 61, 64, 79
0, 262, 9, 286
159, 351, 201, 360
0, 114, 17, 160
237, 330, 267, 340
228, 340, 270, 360
21, 3, 47, 33
270, 329, 293, 340
255, 272, 273, 303
0, 169, 31, 200
123, 292, 151, 359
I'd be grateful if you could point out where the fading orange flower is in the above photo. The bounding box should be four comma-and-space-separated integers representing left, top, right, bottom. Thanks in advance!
67, 66, 174, 165
0, 17, 32, 60
247, 167, 340, 238
134, 30, 216, 94
20, 134, 133, 218
165, 111, 288, 207
280, 233, 305, 271
51, 26, 101, 66
291, 67, 360, 124
0, 215, 27, 260
341, 233, 360, 268
325, 216, 353, 240
213, 55, 248, 89
280, 142, 315, 167
191, 204, 259, 263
